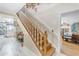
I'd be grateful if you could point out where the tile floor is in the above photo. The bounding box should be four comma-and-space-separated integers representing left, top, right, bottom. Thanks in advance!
0, 36, 36, 56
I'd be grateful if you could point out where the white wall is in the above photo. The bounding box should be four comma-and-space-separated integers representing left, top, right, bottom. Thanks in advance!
37, 3, 79, 33
0, 3, 25, 16
25, 3, 79, 54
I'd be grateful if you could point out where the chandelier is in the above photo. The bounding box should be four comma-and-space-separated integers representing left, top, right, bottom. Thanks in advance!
26, 3, 40, 12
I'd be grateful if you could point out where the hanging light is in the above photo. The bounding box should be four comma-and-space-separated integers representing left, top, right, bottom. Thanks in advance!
26, 3, 40, 12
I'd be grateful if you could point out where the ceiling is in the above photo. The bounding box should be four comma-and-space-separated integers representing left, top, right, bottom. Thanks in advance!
0, 3, 25, 16
61, 10, 79, 19
0, 3, 79, 18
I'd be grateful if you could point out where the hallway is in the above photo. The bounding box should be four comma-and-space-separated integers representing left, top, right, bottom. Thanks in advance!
0, 16, 36, 56
0, 3, 79, 56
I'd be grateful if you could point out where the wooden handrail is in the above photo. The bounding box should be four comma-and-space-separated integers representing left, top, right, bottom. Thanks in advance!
16, 5, 55, 56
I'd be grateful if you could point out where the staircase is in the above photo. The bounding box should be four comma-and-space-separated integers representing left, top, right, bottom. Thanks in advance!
16, 5, 55, 56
